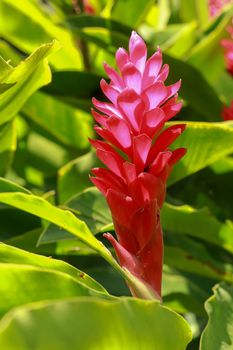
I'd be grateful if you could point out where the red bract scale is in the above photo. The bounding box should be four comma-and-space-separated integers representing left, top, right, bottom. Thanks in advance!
222, 101, 233, 120
221, 25, 233, 76
89, 31, 186, 300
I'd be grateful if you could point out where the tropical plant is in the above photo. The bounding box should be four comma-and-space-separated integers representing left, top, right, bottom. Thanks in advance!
0, 0, 233, 349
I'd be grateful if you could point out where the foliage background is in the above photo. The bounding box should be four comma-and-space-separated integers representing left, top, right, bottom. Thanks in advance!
0, 0, 233, 349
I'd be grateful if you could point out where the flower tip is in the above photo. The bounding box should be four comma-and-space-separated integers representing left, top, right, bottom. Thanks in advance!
131, 30, 137, 37
103, 61, 110, 71
103, 232, 117, 247
103, 232, 112, 240
100, 78, 107, 89
179, 123, 186, 133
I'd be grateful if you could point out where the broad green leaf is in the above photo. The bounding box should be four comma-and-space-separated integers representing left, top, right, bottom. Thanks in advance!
0, 177, 29, 194
200, 282, 233, 350
25, 132, 68, 176
0, 192, 105, 254
163, 55, 222, 120
0, 0, 82, 69
194, 0, 209, 28
163, 22, 197, 58
162, 267, 212, 316
178, 0, 209, 28
0, 122, 17, 175
0, 298, 192, 350
168, 156, 233, 220
43, 70, 102, 109
0, 41, 21, 67
0, 57, 12, 80
0, 263, 110, 318
154, 0, 170, 30
168, 121, 233, 185
210, 156, 233, 174
5, 228, 95, 257
215, 71, 233, 105
58, 151, 100, 203
66, 15, 132, 37
187, 6, 233, 82
162, 202, 233, 254
0, 242, 106, 294
164, 237, 233, 282
0, 41, 59, 125
111, 0, 154, 27
64, 187, 112, 233
143, 22, 197, 59
41, 187, 112, 244
69, 24, 129, 60
22, 91, 93, 150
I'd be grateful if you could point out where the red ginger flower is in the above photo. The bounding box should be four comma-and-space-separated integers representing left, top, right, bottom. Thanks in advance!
222, 101, 233, 120
89, 31, 186, 300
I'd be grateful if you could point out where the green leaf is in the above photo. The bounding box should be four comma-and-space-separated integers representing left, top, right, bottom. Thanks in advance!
163, 55, 222, 120
0, 298, 192, 349
162, 267, 212, 316
163, 22, 197, 58
164, 237, 233, 282
43, 70, 102, 106
178, 0, 209, 28
0, 177, 29, 194
214, 71, 233, 105
22, 91, 93, 150
168, 121, 233, 185
162, 202, 233, 254
0, 0, 82, 69
187, 6, 233, 82
111, 0, 154, 27
66, 15, 132, 37
153, 0, 171, 31
0, 242, 107, 294
41, 187, 112, 244
0, 122, 17, 175
200, 282, 233, 350
65, 187, 112, 233
58, 151, 100, 203
25, 132, 68, 177
0, 41, 59, 125
0, 263, 111, 318
0, 192, 105, 254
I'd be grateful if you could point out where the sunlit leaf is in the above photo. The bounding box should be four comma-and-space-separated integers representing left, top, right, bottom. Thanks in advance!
0, 298, 192, 350
200, 282, 233, 350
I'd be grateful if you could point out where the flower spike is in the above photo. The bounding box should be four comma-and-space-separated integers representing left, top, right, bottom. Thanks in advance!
90, 31, 186, 300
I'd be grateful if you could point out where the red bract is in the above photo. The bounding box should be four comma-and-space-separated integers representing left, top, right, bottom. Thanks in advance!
222, 101, 233, 120
90, 31, 186, 300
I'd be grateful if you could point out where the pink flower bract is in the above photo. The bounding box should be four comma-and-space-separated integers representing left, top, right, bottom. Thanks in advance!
90, 31, 186, 299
